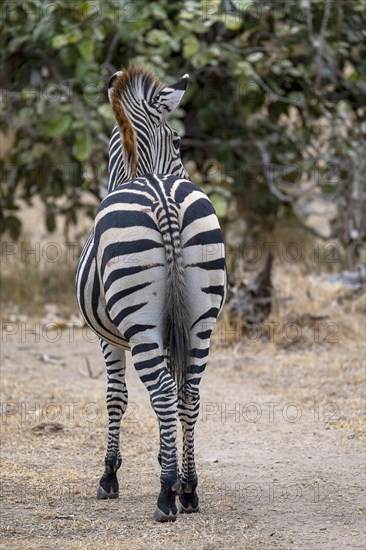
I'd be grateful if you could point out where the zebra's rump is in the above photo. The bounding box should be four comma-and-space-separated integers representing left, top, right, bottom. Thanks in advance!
77, 173, 226, 348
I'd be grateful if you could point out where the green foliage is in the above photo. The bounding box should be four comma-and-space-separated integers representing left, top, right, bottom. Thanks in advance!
1, 0, 365, 256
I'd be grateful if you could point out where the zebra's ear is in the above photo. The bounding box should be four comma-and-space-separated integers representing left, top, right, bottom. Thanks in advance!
151, 74, 189, 115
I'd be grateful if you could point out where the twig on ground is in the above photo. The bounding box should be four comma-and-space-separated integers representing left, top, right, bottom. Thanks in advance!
78, 357, 104, 379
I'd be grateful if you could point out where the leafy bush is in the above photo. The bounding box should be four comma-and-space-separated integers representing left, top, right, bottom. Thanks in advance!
1, 0, 365, 264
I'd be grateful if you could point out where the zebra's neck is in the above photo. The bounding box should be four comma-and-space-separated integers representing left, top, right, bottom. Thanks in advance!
107, 126, 189, 194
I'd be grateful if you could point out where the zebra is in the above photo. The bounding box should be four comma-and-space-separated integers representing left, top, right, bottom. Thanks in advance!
76, 66, 226, 522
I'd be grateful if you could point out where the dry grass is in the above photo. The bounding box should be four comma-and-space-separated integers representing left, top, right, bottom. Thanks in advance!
1, 313, 365, 549
1, 229, 365, 549
216, 261, 365, 350
212, 261, 366, 440
0, 236, 79, 318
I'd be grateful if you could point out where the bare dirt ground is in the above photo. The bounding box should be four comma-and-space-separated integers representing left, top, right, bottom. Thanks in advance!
1, 285, 365, 550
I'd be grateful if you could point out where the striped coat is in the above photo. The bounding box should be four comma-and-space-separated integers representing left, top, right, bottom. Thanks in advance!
76, 66, 226, 522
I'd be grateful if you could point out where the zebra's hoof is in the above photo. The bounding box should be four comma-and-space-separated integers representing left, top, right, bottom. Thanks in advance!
178, 501, 200, 513
96, 485, 119, 499
178, 488, 199, 513
97, 469, 119, 499
154, 481, 179, 521
153, 507, 177, 522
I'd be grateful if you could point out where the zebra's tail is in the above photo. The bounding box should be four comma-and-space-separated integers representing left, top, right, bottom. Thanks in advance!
156, 201, 190, 393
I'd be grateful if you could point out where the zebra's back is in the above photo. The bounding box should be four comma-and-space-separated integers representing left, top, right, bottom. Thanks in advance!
77, 173, 226, 350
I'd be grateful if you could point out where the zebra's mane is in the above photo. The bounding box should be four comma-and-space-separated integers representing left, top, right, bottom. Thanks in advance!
112, 65, 164, 103
109, 66, 165, 177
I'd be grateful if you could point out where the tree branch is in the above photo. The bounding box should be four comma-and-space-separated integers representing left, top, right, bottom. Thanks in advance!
306, 0, 313, 42
25, 49, 90, 121
315, 0, 332, 89
103, 31, 120, 71
253, 74, 304, 109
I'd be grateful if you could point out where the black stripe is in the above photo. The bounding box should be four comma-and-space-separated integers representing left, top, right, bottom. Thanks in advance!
113, 302, 148, 326
172, 180, 198, 205
186, 258, 226, 271
95, 210, 157, 232
104, 263, 164, 292
189, 364, 207, 375
181, 198, 215, 231
201, 285, 226, 296
107, 281, 152, 310
134, 355, 165, 371
191, 348, 209, 359
124, 323, 156, 340
79, 240, 121, 341
196, 330, 212, 340
139, 368, 165, 385
103, 191, 152, 207
132, 342, 159, 356
101, 239, 163, 277
192, 307, 220, 328
184, 228, 224, 247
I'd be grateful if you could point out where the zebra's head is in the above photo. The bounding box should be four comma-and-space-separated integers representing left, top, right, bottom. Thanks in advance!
108, 66, 189, 180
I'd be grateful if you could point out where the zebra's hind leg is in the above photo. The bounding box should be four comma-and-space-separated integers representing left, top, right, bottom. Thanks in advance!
150, 398, 162, 466
178, 378, 201, 513
97, 341, 127, 500
131, 342, 180, 522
